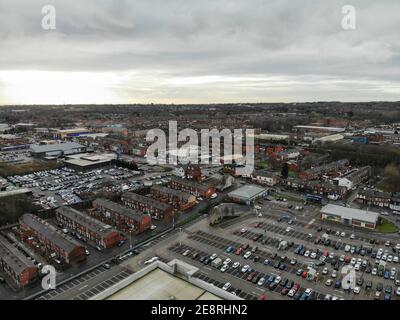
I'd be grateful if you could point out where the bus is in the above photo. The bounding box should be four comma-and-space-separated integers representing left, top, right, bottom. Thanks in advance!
305, 194, 323, 204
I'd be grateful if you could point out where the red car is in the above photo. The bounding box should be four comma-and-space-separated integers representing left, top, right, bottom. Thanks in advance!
301, 271, 308, 278
255, 222, 262, 228
242, 244, 249, 250
281, 288, 290, 295
235, 248, 243, 255
247, 272, 256, 281
292, 283, 300, 293
344, 256, 351, 263
258, 293, 266, 300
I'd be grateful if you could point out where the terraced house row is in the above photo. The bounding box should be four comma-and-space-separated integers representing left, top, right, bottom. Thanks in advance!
169, 176, 215, 198
150, 185, 197, 210
55, 206, 120, 249
121, 192, 174, 220
0, 235, 38, 288
19, 213, 86, 264
92, 198, 152, 234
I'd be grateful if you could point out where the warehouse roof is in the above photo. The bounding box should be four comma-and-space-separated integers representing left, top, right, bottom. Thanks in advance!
20, 214, 83, 253
321, 204, 379, 224
228, 184, 267, 200
30, 142, 84, 153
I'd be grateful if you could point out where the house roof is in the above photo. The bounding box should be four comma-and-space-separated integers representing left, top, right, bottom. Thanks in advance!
122, 192, 172, 211
0, 236, 36, 275
56, 206, 116, 238
20, 214, 83, 253
93, 198, 148, 223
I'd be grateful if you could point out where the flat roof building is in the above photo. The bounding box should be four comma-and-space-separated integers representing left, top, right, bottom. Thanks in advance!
29, 142, 86, 159
228, 184, 267, 205
90, 259, 239, 300
320, 204, 379, 230
64, 153, 116, 171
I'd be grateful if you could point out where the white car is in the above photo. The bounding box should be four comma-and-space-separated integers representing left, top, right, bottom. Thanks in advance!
372, 268, 378, 276
329, 252, 335, 259
274, 276, 282, 284
240, 228, 247, 234
243, 251, 252, 259
396, 287, 400, 297
304, 288, 312, 296
182, 250, 191, 256
286, 227, 292, 232
222, 282, 231, 291
394, 256, 399, 263
241, 265, 250, 273
220, 264, 229, 272
331, 270, 337, 278
144, 256, 159, 264
388, 255, 393, 263
350, 234, 355, 240
340, 232, 346, 237
353, 286, 361, 294
210, 253, 218, 260
350, 258, 356, 266
232, 262, 240, 269
257, 277, 266, 286
304, 250, 310, 257
210, 193, 218, 199
310, 252, 317, 259
322, 267, 329, 275
224, 258, 232, 265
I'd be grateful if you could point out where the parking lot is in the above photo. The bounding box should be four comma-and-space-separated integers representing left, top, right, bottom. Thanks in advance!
141, 205, 400, 300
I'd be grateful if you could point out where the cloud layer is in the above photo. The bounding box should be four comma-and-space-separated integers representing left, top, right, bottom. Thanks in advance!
0, 0, 399, 104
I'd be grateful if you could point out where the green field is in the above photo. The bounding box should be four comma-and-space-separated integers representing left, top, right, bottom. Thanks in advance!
376, 218, 398, 233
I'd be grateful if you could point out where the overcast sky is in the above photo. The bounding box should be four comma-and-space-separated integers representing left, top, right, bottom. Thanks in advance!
0, 0, 399, 104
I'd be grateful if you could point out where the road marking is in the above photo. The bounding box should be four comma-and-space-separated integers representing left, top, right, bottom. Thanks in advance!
305, 219, 316, 228
78, 285, 89, 291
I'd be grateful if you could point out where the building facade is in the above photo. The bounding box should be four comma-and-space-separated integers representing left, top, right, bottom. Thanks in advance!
55, 206, 120, 249
92, 198, 152, 234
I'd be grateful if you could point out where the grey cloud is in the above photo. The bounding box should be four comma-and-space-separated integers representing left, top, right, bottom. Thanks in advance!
0, 0, 399, 103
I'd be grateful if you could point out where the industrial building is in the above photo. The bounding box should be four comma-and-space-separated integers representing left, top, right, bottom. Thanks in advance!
150, 185, 197, 210
92, 198, 152, 234
0, 236, 38, 288
227, 184, 267, 205
29, 142, 86, 159
320, 204, 379, 230
121, 192, 174, 220
53, 128, 91, 140
55, 206, 120, 249
64, 153, 116, 171
19, 214, 86, 264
